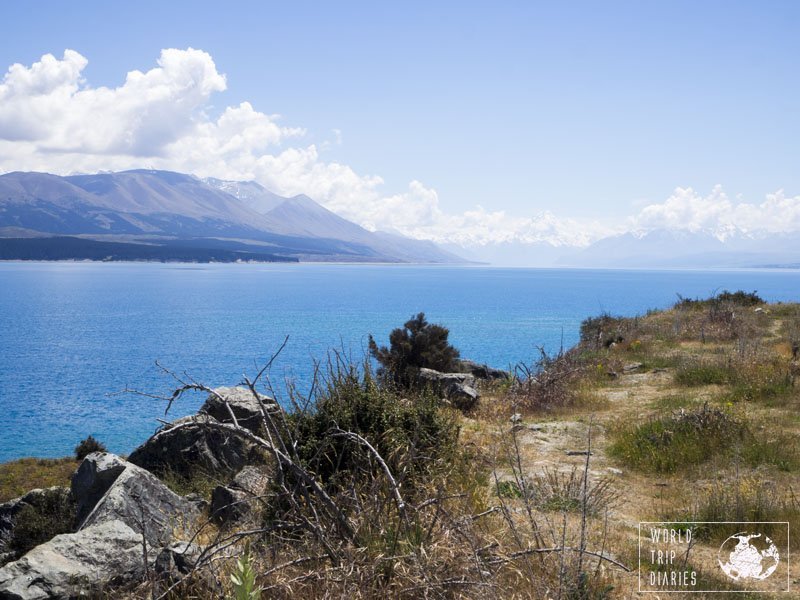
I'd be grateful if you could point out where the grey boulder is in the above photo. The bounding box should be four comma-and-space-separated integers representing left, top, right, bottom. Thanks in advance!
128, 414, 266, 480
418, 368, 476, 392
210, 465, 271, 525
74, 453, 198, 548
199, 386, 279, 434
0, 520, 146, 600
446, 383, 480, 411
418, 368, 480, 410
155, 541, 203, 580
458, 359, 509, 380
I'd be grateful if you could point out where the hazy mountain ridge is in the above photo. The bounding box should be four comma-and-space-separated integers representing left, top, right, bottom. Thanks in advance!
0, 170, 467, 263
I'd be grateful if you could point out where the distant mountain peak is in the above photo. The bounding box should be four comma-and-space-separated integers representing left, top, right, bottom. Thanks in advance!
0, 170, 466, 264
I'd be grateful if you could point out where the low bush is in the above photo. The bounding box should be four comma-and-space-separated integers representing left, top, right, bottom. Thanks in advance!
526, 466, 619, 515
8, 487, 75, 557
675, 290, 765, 310
608, 404, 745, 473
610, 404, 800, 474
288, 359, 460, 495
686, 476, 799, 548
579, 314, 628, 349
509, 349, 584, 411
74, 435, 106, 460
675, 360, 730, 386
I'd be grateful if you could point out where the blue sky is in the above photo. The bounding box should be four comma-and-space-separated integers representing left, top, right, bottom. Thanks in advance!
1, 1, 799, 244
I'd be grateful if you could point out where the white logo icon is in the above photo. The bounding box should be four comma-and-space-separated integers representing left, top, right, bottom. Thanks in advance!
717, 533, 780, 581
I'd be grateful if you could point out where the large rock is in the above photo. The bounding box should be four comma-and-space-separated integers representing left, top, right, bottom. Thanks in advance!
458, 359, 510, 381
0, 520, 146, 600
446, 382, 480, 411
71, 453, 127, 525
210, 465, 271, 525
418, 368, 480, 410
418, 368, 476, 391
128, 414, 266, 480
199, 386, 279, 434
73, 453, 198, 548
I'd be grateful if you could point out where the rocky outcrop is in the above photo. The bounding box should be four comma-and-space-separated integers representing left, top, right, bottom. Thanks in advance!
417, 368, 480, 410
0, 453, 200, 598
74, 453, 198, 547
418, 368, 476, 391
71, 453, 127, 525
199, 386, 279, 434
446, 382, 480, 411
458, 359, 510, 381
0, 520, 146, 600
128, 414, 266, 480
210, 465, 271, 525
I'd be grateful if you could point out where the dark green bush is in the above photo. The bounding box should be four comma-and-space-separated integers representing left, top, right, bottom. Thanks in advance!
368, 312, 460, 389
74, 435, 106, 460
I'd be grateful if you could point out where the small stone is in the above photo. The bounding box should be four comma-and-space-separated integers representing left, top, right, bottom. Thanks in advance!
509, 413, 523, 424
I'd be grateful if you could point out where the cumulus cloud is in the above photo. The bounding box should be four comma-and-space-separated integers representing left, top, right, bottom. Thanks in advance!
630, 186, 800, 240
0, 49, 796, 250
0, 48, 231, 156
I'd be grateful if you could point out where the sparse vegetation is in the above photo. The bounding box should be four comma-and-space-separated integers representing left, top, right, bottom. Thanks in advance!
608, 404, 745, 473
0, 457, 77, 502
7, 487, 75, 557
526, 465, 619, 515
5, 293, 800, 598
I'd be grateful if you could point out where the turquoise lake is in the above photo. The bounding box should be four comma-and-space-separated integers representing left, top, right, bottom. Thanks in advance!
1, 262, 798, 461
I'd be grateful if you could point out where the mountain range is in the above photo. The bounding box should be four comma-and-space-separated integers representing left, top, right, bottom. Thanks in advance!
0, 170, 465, 263
1, 169, 796, 267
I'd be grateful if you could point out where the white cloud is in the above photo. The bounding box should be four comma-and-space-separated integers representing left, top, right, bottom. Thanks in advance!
1, 49, 797, 251
630, 186, 800, 240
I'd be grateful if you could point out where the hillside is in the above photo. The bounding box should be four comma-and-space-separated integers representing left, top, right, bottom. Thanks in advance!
0, 170, 466, 264
2, 293, 798, 597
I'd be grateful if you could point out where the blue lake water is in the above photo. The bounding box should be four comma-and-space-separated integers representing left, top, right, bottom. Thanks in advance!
0, 262, 798, 461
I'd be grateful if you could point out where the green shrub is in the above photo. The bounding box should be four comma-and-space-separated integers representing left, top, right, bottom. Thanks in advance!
368, 312, 460, 389
74, 435, 106, 460
675, 360, 730, 386
289, 360, 460, 493
675, 290, 765, 310
610, 405, 799, 474
608, 405, 744, 473
9, 488, 75, 557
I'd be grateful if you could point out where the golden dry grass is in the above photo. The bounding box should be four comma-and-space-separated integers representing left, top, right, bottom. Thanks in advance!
0, 457, 77, 502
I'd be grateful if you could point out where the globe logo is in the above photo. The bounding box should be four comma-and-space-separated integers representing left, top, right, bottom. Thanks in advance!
717, 533, 780, 581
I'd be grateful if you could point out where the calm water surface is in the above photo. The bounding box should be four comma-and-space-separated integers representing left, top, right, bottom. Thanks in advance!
1, 262, 798, 461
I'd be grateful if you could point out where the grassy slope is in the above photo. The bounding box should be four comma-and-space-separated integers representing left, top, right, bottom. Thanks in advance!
2, 297, 798, 598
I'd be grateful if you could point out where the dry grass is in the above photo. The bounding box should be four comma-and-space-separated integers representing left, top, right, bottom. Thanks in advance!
0, 456, 77, 502
6, 295, 800, 599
